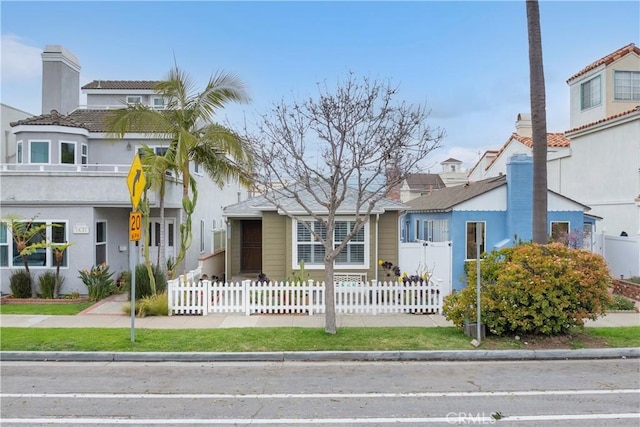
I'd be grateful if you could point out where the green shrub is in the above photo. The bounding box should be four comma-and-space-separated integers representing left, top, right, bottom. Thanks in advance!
608, 294, 637, 311
443, 243, 613, 336
10, 270, 32, 298
38, 271, 61, 299
78, 263, 115, 301
628, 277, 640, 284
134, 264, 167, 299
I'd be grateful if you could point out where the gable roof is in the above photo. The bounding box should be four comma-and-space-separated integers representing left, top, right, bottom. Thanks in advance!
10, 110, 88, 129
567, 43, 640, 83
440, 157, 462, 164
406, 175, 506, 212
82, 80, 162, 90
565, 105, 640, 135
224, 185, 407, 218
483, 132, 569, 171
405, 173, 445, 191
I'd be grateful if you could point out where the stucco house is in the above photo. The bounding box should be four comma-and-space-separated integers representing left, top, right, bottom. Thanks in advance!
0, 45, 249, 294
222, 186, 406, 284
467, 113, 571, 181
402, 154, 596, 291
547, 43, 640, 238
399, 173, 445, 203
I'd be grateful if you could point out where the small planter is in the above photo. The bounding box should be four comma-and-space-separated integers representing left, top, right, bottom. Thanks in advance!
464, 322, 486, 339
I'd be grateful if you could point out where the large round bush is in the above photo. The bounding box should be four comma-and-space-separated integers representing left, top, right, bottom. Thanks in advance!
443, 243, 613, 336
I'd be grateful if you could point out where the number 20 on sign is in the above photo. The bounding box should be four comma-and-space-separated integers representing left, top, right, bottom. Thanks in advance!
129, 212, 142, 241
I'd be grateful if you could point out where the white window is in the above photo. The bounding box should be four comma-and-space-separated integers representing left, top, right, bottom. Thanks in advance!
0, 223, 8, 267
3, 220, 67, 268
126, 96, 142, 105
465, 221, 485, 260
152, 97, 166, 110
16, 141, 23, 164
29, 140, 50, 164
96, 221, 107, 265
580, 75, 601, 110
614, 71, 640, 101
60, 141, 76, 164
423, 220, 449, 242
194, 161, 202, 175
81, 143, 88, 165
296, 221, 326, 265
334, 221, 365, 265
415, 219, 421, 240
294, 219, 369, 268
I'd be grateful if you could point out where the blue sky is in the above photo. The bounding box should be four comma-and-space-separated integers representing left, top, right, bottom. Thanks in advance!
1, 1, 638, 170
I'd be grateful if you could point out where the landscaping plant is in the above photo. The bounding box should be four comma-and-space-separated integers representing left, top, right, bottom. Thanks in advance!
78, 263, 115, 301
443, 242, 613, 336
9, 270, 32, 298
38, 271, 60, 299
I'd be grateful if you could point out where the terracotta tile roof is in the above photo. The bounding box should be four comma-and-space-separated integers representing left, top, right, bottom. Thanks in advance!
567, 43, 640, 83
484, 132, 570, 171
10, 110, 88, 129
565, 106, 640, 134
406, 175, 506, 212
66, 109, 114, 132
511, 132, 571, 148
81, 80, 162, 90
405, 173, 445, 190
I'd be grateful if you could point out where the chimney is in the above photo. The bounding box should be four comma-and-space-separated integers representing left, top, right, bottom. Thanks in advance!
385, 161, 402, 202
515, 113, 532, 137
506, 154, 533, 242
41, 45, 81, 115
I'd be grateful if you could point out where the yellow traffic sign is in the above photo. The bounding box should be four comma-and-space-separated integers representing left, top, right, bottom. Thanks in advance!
126, 154, 146, 211
129, 212, 142, 241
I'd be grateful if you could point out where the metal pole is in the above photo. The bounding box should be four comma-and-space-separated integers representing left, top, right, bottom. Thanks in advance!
476, 222, 483, 344
130, 239, 136, 342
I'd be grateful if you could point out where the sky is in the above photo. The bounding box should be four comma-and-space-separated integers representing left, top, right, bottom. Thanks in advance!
1, 1, 639, 171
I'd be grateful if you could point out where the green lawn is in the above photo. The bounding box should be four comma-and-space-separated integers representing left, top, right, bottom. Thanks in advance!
0, 302, 94, 315
1, 326, 638, 352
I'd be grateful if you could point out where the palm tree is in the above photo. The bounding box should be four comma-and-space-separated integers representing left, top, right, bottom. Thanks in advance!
526, 0, 548, 244
138, 144, 178, 272
107, 66, 254, 273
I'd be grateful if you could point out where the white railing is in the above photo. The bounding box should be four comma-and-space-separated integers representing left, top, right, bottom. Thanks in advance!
0, 163, 129, 173
167, 278, 442, 316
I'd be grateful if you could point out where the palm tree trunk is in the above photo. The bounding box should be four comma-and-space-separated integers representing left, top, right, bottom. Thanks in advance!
526, 0, 548, 244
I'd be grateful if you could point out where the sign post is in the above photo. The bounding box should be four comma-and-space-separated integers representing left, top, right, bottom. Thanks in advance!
127, 154, 146, 343
476, 222, 483, 344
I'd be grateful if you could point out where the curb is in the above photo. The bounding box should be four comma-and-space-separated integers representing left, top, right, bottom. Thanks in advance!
2, 348, 639, 362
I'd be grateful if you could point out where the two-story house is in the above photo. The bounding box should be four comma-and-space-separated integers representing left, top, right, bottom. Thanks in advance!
0, 45, 249, 294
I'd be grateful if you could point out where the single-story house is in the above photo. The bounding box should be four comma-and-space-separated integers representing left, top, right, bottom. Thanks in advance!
222, 186, 406, 283
402, 154, 598, 291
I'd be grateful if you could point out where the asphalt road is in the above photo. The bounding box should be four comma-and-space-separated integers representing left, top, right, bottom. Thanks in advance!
1, 359, 639, 426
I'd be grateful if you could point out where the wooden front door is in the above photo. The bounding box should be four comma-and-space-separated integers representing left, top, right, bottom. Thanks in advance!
241, 220, 262, 272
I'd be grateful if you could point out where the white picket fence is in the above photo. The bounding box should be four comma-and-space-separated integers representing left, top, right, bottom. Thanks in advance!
167, 278, 443, 316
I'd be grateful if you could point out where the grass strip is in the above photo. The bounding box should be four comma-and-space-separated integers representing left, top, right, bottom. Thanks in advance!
0, 303, 93, 315
1, 326, 638, 352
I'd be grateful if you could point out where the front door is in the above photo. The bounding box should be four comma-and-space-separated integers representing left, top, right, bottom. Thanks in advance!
140, 218, 176, 266
241, 220, 262, 272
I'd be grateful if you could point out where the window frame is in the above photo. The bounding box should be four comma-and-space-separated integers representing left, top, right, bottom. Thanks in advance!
550, 221, 570, 242
151, 96, 166, 110
96, 221, 107, 265
126, 96, 142, 105
465, 221, 486, 260
292, 218, 370, 270
580, 75, 601, 110
16, 141, 23, 164
81, 143, 88, 165
29, 140, 51, 164
422, 219, 449, 242
0, 223, 8, 267
1, 220, 68, 268
614, 70, 640, 101
60, 140, 76, 165
200, 219, 205, 253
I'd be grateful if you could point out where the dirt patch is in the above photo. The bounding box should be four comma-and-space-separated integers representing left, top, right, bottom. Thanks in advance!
482, 333, 610, 350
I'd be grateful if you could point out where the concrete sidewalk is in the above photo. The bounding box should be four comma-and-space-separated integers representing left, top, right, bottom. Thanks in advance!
1, 292, 639, 329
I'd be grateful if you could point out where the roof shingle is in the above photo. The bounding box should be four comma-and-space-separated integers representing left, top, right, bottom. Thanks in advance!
406, 176, 506, 212
10, 110, 88, 129
82, 80, 162, 90
565, 105, 640, 134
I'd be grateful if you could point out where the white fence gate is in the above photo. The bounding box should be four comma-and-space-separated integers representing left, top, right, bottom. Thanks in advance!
593, 233, 640, 279
398, 241, 452, 297
167, 279, 443, 316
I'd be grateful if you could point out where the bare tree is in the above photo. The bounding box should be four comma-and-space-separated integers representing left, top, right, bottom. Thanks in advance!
245, 73, 444, 333
526, 0, 549, 244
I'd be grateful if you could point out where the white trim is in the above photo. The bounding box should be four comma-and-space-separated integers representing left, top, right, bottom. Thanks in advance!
126, 95, 143, 105
13, 125, 89, 136
550, 220, 571, 240
16, 140, 23, 164
81, 143, 88, 165
1, 219, 69, 269
82, 89, 157, 95
151, 96, 166, 110
28, 140, 51, 164
464, 220, 486, 261
95, 221, 107, 265
291, 217, 370, 271
59, 140, 77, 164
92, 132, 171, 140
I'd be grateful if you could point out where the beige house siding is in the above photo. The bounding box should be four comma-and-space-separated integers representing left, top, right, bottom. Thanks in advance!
605, 54, 640, 118
376, 211, 400, 280
262, 211, 288, 281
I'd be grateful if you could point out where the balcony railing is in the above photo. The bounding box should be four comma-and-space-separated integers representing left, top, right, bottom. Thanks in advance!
1, 163, 129, 173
